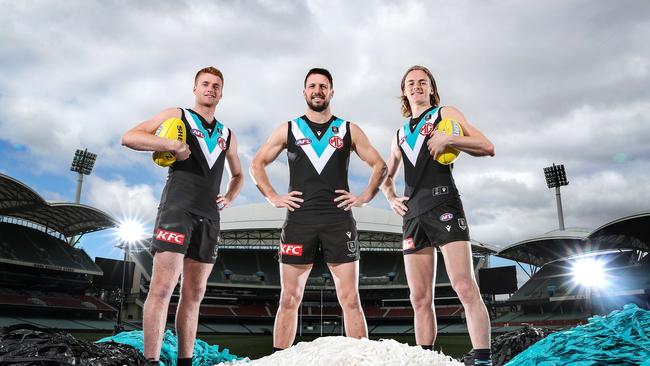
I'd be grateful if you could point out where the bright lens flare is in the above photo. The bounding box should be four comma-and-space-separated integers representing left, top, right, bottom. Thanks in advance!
572, 259, 606, 288
116, 218, 147, 245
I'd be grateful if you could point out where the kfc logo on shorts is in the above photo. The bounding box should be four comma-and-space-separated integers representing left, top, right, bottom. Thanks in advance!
191, 129, 205, 139
402, 237, 415, 250
419, 122, 434, 136
295, 138, 312, 146
329, 136, 344, 149
155, 229, 185, 245
440, 213, 454, 222
218, 137, 227, 151
281, 243, 303, 256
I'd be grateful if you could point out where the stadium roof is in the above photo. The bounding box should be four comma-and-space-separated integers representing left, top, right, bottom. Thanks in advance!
585, 212, 650, 253
221, 203, 497, 253
0, 173, 116, 237
496, 228, 591, 267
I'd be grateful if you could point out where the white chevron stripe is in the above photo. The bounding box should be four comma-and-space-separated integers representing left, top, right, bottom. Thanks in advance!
397, 127, 426, 166
291, 121, 348, 174
183, 109, 227, 169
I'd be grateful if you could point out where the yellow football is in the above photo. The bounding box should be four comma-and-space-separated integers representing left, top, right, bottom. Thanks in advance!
434, 118, 463, 165
152, 118, 186, 167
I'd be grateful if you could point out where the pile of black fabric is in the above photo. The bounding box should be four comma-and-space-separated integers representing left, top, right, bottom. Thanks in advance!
460, 325, 555, 366
0, 325, 151, 366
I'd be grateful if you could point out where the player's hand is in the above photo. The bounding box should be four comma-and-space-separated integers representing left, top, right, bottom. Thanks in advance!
170, 140, 191, 161
426, 130, 450, 159
268, 191, 303, 212
389, 196, 409, 216
334, 190, 367, 211
216, 194, 232, 211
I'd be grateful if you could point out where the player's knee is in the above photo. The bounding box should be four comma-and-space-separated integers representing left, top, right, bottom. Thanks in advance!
279, 289, 303, 311
338, 291, 362, 311
452, 278, 479, 304
409, 292, 433, 312
147, 284, 176, 304
181, 285, 206, 304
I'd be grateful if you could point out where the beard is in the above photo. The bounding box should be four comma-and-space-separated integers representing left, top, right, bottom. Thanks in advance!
306, 95, 330, 112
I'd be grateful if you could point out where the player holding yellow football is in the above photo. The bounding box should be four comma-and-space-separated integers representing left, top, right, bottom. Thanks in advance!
121, 67, 243, 366
381, 65, 495, 366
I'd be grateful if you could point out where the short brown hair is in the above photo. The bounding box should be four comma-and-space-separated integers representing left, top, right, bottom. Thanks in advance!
400, 65, 440, 118
304, 68, 333, 88
194, 66, 224, 85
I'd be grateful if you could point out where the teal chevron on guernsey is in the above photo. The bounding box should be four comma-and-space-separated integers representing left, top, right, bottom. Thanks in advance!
183, 109, 229, 169
290, 117, 347, 174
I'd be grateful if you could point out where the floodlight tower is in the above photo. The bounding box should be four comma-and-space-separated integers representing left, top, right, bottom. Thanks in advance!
70, 148, 97, 203
543, 163, 569, 230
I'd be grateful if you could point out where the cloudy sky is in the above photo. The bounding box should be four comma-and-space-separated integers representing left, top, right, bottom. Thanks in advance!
1, 0, 649, 264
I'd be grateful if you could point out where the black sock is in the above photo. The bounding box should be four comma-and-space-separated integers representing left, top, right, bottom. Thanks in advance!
177, 357, 192, 366
419, 344, 433, 350
471, 348, 492, 366
273, 347, 285, 353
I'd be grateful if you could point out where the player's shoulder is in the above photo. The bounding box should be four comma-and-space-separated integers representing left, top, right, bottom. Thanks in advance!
439, 105, 463, 118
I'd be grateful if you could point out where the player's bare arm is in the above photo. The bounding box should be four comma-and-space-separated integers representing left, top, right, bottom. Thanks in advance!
334, 123, 387, 211
217, 132, 244, 210
427, 106, 495, 159
381, 136, 409, 216
249, 123, 304, 211
120, 107, 190, 161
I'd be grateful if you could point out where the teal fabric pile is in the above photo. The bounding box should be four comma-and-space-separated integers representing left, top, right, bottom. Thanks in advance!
97, 330, 242, 366
505, 303, 650, 365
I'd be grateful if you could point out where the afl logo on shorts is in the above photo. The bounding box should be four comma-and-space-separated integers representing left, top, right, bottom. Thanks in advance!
191, 129, 205, 139
419, 122, 434, 136
155, 229, 185, 245
281, 243, 303, 256
295, 138, 312, 146
440, 213, 454, 222
402, 237, 415, 250
218, 137, 227, 151
329, 136, 344, 149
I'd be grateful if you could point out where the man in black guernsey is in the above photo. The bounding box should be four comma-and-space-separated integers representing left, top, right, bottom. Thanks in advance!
381, 66, 495, 366
250, 68, 386, 350
121, 67, 243, 366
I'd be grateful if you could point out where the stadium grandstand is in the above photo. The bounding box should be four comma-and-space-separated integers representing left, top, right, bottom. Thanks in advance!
491, 216, 650, 330
0, 173, 118, 331
125, 203, 497, 336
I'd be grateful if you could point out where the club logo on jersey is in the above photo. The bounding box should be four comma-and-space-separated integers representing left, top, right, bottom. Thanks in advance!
432, 186, 449, 196
281, 243, 303, 256
155, 229, 185, 245
217, 127, 222, 134
425, 113, 433, 121
347, 241, 357, 253
191, 129, 205, 139
295, 138, 312, 146
419, 122, 434, 136
458, 218, 467, 230
440, 213, 454, 222
332, 126, 339, 134
218, 137, 227, 151
402, 237, 415, 250
399, 136, 406, 145
329, 136, 344, 149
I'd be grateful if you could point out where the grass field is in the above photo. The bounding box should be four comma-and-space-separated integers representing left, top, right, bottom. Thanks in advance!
74, 332, 473, 360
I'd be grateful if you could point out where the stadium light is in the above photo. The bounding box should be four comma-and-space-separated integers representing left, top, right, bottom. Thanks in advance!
70, 148, 97, 204
114, 218, 147, 335
571, 258, 605, 288
543, 163, 569, 230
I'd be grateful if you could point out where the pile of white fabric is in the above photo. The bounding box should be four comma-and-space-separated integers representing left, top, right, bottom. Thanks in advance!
216, 336, 463, 366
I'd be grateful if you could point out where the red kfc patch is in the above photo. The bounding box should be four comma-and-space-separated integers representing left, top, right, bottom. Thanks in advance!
155, 229, 185, 245
402, 237, 414, 250
281, 243, 303, 256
